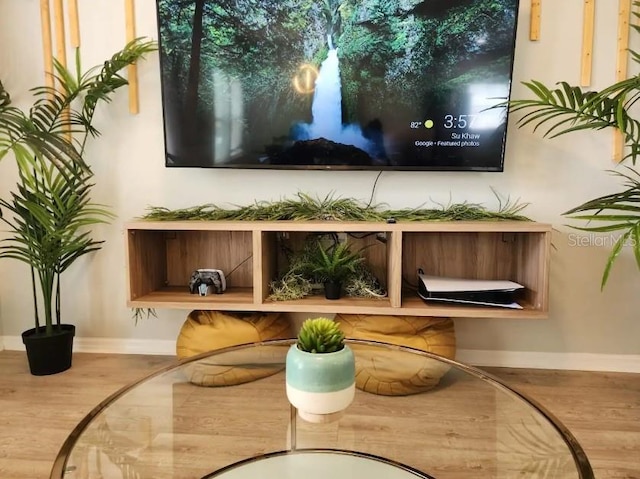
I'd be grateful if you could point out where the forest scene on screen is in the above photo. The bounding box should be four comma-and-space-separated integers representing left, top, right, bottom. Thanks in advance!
157, 0, 518, 170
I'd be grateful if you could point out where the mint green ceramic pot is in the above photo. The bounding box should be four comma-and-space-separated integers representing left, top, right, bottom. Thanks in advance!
286, 344, 355, 422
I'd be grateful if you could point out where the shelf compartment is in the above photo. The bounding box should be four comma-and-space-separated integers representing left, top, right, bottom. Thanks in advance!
401, 231, 550, 313
264, 230, 391, 300
126, 228, 254, 304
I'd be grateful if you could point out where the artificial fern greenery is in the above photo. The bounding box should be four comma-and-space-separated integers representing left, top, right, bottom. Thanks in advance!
297, 317, 345, 353
143, 191, 530, 222
0, 38, 156, 335
508, 3, 640, 287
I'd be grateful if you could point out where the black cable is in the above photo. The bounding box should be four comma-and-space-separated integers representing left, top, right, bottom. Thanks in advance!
225, 254, 253, 278
402, 275, 418, 291
366, 170, 383, 209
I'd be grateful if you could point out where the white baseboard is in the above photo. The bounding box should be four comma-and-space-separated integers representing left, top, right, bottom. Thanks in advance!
456, 349, 640, 374
1, 336, 176, 356
2, 336, 639, 373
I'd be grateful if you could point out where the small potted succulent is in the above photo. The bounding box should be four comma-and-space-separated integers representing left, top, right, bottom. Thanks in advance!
285, 317, 355, 423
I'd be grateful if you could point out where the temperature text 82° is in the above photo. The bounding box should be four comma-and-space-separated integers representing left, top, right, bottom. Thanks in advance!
410, 122, 423, 129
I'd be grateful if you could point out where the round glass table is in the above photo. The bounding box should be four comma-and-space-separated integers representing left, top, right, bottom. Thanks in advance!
50, 339, 593, 479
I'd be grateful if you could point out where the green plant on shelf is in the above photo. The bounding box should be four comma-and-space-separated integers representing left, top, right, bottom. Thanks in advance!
269, 271, 313, 301
344, 264, 387, 299
307, 240, 367, 284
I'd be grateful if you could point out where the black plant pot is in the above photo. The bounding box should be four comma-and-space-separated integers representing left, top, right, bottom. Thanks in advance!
22, 324, 75, 376
324, 281, 342, 300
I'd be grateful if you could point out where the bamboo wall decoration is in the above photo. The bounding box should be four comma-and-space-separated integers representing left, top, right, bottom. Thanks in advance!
530, 0, 541, 41
51, 0, 72, 138
614, 0, 632, 162
52, 0, 67, 68
68, 0, 80, 48
125, 0, 140, 114
581, 0, 596, 86
39, 0, 54, 90
38, 1, 145, 115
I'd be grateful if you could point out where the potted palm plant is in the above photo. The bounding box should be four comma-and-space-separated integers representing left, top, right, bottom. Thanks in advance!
508, 4, 640, 288
307, 239, 367, 299
0, 39, 156, 375
286, 317, 355, 423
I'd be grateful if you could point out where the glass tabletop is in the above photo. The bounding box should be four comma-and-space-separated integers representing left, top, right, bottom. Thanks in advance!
50, 339, 593, 479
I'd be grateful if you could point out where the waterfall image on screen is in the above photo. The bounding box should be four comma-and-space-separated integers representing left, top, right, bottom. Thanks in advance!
295, 47, 374, 158
155, 0, 520, 171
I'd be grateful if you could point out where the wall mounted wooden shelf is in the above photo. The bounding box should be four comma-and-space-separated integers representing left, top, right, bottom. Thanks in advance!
125, 220, 551, 319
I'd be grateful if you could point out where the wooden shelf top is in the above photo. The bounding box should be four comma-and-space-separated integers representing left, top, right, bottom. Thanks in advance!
125, 220, 552, 234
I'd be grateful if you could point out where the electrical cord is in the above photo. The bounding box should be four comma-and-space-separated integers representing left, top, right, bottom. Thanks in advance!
366, 170, 384, 208
225, 254, 253, 278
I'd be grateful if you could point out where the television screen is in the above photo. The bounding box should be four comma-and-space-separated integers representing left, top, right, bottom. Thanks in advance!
155, 0, 520, 171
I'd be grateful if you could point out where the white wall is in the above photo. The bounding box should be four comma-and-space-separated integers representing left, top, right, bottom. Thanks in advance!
1, 0, 638, 359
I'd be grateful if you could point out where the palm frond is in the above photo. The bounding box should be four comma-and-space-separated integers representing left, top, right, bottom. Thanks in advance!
0, 39, 156, 332
0, 104, 87, 175
509, 20, 640, 289
80, 38, 157, 131
562, 168, 640, 287
509, 80, 640, 164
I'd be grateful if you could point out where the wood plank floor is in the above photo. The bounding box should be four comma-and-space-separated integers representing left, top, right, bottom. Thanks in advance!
0, 350, 638, 478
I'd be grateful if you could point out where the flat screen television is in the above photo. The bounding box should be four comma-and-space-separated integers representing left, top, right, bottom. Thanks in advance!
155, 0, 520, 171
